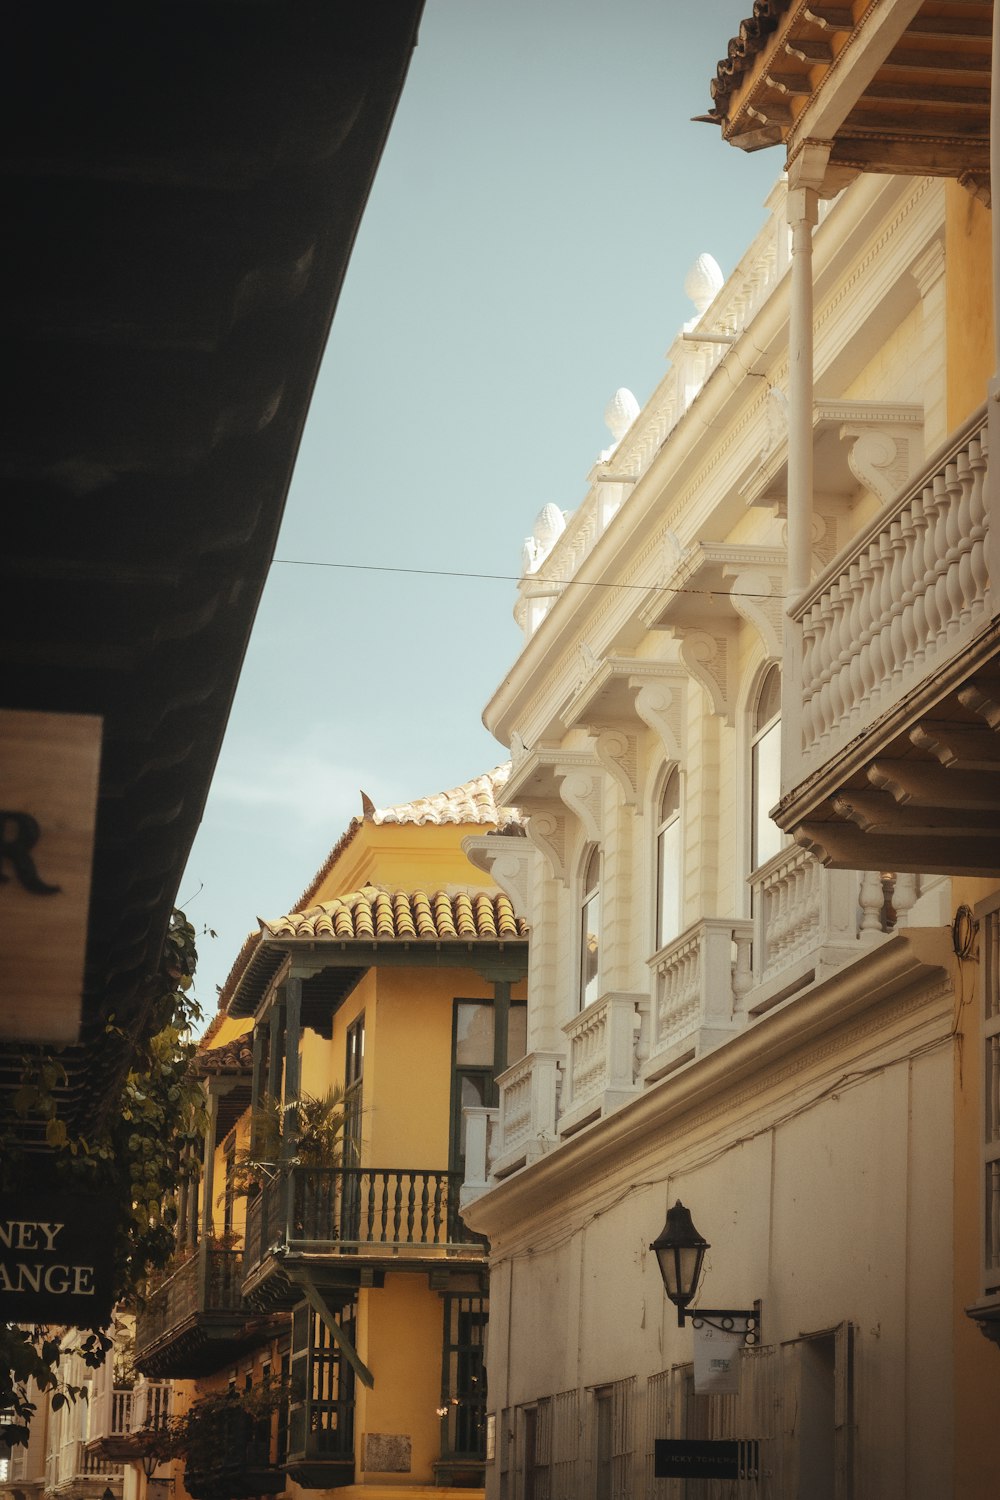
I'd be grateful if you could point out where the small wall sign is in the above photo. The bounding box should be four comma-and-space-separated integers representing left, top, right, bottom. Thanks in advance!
654, 1438, 761, 1481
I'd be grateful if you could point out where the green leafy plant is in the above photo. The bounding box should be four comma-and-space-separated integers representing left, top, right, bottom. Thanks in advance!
0, 910, 207, 1445
227, 1085, 349, 1198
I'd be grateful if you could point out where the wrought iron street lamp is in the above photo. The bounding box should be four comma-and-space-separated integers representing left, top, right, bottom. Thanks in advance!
650, 1199, 761, 1345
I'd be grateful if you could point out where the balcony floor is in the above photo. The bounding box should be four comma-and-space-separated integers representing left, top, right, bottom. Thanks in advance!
781, 637, 1000, 875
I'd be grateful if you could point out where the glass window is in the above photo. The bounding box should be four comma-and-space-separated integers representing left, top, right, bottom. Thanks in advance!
579, 846, 601, 1010
751, 665, 782, 870
450, 998, 527, 1177
344, 1014, 364, 1166
656, 771, 681, 950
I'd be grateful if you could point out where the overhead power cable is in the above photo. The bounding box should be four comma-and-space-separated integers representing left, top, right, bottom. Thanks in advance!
271, 555, 787, 602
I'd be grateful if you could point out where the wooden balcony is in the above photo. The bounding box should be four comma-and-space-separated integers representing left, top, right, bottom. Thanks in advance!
135, 1244, 258, 1378
242, 1166, 486, 1308
780, 405, 1000, 876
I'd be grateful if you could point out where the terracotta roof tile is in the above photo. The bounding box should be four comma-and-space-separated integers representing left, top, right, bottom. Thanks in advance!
263, 885, 528, 943
192, 1033, 254, 1077
703, 0, 788, 122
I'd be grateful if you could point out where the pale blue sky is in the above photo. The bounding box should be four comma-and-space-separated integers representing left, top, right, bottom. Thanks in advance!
181, 1, 778, 1013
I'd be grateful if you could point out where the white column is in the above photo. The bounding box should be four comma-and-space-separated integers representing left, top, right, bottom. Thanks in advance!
786, 182, 820, 599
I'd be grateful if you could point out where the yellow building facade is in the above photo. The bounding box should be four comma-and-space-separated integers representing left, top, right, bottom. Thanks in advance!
134, 769, 527, 1500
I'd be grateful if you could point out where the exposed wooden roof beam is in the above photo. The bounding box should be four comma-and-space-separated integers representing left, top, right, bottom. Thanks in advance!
867, 761, 1000, 811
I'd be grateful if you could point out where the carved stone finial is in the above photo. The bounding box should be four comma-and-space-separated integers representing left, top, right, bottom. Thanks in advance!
522, 503, 567, 575
684, 253, 724, 315
604, 387, 640, 444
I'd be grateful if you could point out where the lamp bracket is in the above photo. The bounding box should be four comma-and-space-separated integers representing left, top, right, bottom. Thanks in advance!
684, 1298, 761, 1346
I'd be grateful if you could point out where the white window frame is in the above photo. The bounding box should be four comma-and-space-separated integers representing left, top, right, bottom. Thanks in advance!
579, 845, 602, 1011
750, 662, 783, 875
653, 766, 682, 954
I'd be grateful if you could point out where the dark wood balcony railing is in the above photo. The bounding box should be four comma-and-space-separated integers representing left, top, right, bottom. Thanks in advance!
136, 1246, 245, 1359
244, 1166, 484, 1275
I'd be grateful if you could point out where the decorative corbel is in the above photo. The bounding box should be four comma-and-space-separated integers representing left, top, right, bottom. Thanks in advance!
463, 834, 534, 917
525, 806, 570, 887
556, 768, 603, 843
841, 426, 915, 505
726, 567, 784, 658
632, 676, 685, 763
677, 628, 734, 724
594, 728, 641, 807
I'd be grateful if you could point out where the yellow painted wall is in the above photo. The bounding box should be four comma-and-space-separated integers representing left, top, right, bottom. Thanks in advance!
945, 182, 993, 429
355, 1274, 446, 1486
313, 822, 502, 906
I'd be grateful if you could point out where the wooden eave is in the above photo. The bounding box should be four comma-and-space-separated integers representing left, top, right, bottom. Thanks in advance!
713, 0, 992, 185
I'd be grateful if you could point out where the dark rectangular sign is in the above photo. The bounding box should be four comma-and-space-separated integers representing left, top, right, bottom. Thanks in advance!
655, 1438, 761, 1481
0, 1194, 116, 1323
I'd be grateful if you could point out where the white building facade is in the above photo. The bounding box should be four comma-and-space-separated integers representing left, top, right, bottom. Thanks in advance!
461, 168, 973, 1499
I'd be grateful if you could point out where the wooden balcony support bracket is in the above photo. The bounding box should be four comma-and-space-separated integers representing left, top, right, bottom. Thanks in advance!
288, 1271, 375, 1389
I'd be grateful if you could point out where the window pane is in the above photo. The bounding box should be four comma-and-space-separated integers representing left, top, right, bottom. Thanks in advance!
657, 817, 681, 948
752, 717, 782, 868
581, 889, 600, 1008
659, 770, 679, 822
455, 1002, 494, 1066
755, 663, 781, 732
507, 1003, 527, 1067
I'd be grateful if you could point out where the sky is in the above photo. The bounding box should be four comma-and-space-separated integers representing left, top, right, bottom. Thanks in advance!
180, 0, 779, 1016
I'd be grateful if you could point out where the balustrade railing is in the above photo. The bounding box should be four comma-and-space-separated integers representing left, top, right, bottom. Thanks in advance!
749, 848, 882, 1010
791, 405, 991, 781
559, 992, 643, 1136
645, 918, 753, 1078
132, 1380, 172, 1433
110, 1389, 133, 1436
136, 1246, 245, 1357
491, 1051, 562, 1177
244, 1167, 482, 1266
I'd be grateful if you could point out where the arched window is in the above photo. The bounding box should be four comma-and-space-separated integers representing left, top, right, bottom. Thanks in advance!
656, 770, 682, 950
751, 664, 783, 870
579, 845, 601, 1010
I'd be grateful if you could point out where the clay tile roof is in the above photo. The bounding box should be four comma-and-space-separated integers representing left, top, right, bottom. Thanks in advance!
192, 1033, 254, 1077
704, 0, 788, 121
368, 763, 519, 827
261, 885, 528, 944
289, 763, 524, 916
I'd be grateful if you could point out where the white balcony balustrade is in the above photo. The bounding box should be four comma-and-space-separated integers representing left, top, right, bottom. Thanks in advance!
490, 1051, 563, 1180
558, 991, 646, 1138
460, 1106, 498, 1211
644, 918, 753, 1081
789, 406, 991, 788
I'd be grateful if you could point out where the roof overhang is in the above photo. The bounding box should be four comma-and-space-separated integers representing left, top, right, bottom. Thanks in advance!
707, 1, 991, 196
0, 1, 425, 1131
